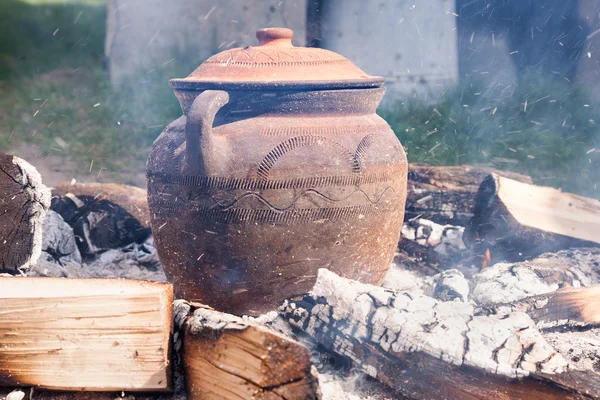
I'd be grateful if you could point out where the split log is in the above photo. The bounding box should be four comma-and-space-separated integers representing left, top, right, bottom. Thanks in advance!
174, 301, 320, 400
465, 174, 600, 263
406, 164, 532, 226
281, 269, 600, 400
0, 277, 173, 392
0, 153, 51, 273
51, 182, 151, 257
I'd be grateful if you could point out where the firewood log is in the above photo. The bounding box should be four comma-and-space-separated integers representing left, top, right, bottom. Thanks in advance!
173, 301, 320, 400
464, 174, 600, 263
406, 164, 532, 226
0, 277, 173, 392
0, 153, 51, 273
280, 269, 600, 400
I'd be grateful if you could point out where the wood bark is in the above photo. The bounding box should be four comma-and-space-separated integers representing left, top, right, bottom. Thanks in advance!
174, 301, 320, 400
0, 153, 51, 273
51, 182, 151, 256
280, 268, 600, 400
406, 164, 532, 226
465, 174, 600, 263
0, 277, 173, 392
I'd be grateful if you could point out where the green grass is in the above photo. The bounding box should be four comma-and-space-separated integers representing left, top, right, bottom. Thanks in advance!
0, 0, 183, 174
1, 0, 599, 196
379, 78, 600, 197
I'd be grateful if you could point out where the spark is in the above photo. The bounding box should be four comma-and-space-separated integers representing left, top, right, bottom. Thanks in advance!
148, 29, 161, 46
93, 103, 100, 107
586, 148, 596, 154
53, 28, 59, 36
204, 6, 216, 20
74, 11, 83, 24
588, 52, 592, 58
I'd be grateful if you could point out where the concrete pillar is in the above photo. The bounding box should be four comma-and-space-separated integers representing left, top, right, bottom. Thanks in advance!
106, 0, 306, 86
576, 0, 600, 98
320, 0, 459, 103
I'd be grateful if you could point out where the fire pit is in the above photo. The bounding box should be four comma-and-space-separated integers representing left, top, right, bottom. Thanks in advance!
0, 152, 598, 400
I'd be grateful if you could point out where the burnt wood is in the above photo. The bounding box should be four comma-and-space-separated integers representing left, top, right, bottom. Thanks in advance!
281, 269, 600, 400
405, 164, 532, 226
51, 183, 151, 257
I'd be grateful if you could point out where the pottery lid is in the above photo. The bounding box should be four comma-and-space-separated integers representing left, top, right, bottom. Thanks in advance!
169, 27, 384, 90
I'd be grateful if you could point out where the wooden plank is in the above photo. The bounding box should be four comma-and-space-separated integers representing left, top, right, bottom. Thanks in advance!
0, 153, 51, 273
0, 277, 173, 392
174, 301, 320, 400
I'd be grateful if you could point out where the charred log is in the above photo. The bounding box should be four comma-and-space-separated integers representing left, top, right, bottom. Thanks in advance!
471, 248, 600, 305
281, 269, 600, 400
406, 164, 532, 226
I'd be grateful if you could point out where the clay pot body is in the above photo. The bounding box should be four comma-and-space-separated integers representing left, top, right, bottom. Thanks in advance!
147, 29, 408, 315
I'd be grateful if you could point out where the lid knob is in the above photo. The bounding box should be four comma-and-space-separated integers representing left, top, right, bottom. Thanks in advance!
256, 28, 294, 47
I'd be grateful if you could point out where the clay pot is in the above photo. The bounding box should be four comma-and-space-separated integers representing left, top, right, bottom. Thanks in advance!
147, 28, 407, 315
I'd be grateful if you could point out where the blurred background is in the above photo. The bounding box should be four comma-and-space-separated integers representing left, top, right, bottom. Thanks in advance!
1, 0, 599, 196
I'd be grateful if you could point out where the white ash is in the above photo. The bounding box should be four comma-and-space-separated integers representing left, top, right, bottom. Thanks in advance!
383, 264, 470, 303
4, 390, 25, 400
381, 264, 432, 293
472, 249, 600, 305
543, 328, 600, 373
432, 269, 470, 302
401, 218, 466, 259
28, 235, 166, 282
283, 268, 567, 378
40, 210, 81, 265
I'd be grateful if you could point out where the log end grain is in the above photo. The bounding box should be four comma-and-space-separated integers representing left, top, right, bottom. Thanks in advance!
0, 153, 51, 273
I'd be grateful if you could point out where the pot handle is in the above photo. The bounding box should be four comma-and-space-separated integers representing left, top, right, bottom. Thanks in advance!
184, 90, 229, 175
